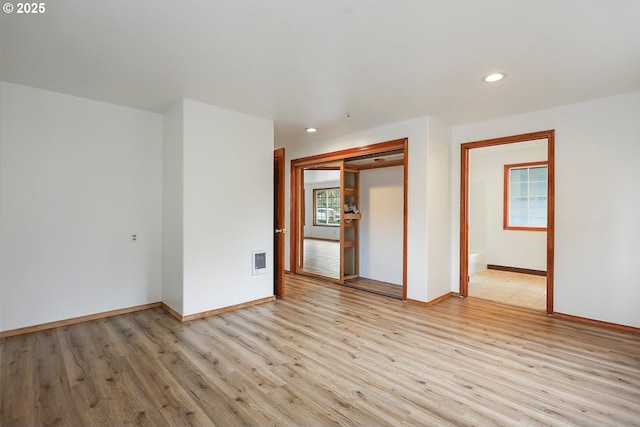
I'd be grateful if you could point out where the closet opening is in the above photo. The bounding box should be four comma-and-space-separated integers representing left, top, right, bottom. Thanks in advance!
290, 139, 408, 299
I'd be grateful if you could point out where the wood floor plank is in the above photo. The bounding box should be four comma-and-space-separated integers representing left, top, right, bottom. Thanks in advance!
302, 238, 340, 279
56, 322, 115, 427
0, 336, 37, 427
30, 330, 82, 427
90, 318, 172, 427
112, 315, 214, 427
2, 274, 640, 426
344, 276, 403, 299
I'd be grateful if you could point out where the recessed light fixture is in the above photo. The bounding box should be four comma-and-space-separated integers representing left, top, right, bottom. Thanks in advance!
305, 127, 317, 133
482, 72, 507, 83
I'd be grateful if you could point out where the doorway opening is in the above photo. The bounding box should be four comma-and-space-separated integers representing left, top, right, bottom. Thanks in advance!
290, 139, 408, 300
460, 130, 555, 314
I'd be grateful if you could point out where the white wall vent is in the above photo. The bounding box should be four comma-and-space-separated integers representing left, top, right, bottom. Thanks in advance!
252, 250, 268, 275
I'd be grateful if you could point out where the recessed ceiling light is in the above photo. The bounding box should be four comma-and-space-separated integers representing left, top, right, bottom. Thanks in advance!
482, 72, 507, 83
305, 127, 317, 133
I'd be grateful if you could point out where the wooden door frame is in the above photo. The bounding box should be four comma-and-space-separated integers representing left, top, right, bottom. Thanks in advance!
274, 147, 285, 298
460, 130, 555, 314
290, 138, 409, 300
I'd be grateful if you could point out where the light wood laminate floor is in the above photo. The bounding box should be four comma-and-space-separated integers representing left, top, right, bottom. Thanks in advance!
344, 276, 403, 299
1, 274, 639, 426
302, 238, 340, 279
469, 269, 547, 310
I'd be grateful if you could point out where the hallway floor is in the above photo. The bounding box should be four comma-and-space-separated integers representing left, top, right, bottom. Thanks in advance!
302, 239, 402, 298
302, 238, 340, 279
469, 269, 546, 311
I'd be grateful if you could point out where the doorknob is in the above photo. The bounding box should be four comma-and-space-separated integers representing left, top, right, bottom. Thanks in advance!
275, 228, 287, 234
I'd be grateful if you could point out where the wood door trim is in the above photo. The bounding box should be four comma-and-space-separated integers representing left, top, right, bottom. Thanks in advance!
290, 138, 408, 300
460, 130, 555, 314
291, 139, 407, 168
339, 160, 346, 283
290, 161, 300, 274
547, 134, 555, 313
402, 138, 408, 300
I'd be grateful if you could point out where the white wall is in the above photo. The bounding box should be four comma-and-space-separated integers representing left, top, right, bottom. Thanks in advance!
161, 101, 184, 314
469, 141, 547, 271
0, 82, 162, 332
452, 90, 640, 328
181, 99, 274, 316
359, 166, 403, 285
426, 118, 452, 300
282, 116, 451, 302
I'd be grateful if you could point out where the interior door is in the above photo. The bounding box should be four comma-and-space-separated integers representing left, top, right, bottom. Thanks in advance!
274, 148, 285, 298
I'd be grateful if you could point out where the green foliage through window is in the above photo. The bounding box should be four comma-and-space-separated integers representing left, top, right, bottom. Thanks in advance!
314, 188, 341, 226
506, 163, 548, 229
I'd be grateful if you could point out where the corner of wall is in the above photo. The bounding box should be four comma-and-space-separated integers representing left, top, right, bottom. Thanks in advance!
426, 118, 453, 299
161, 100, 185, 315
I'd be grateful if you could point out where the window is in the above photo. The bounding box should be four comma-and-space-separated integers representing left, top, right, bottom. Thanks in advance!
314, 188, 341, 226
504, 161, 548, 230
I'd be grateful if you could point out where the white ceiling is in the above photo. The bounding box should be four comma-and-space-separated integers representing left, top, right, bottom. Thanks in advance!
304, 169, 340, 185
2, 1, 639, 147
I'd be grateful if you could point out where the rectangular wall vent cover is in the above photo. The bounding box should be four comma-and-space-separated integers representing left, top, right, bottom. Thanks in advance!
252, 251, 268, 275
